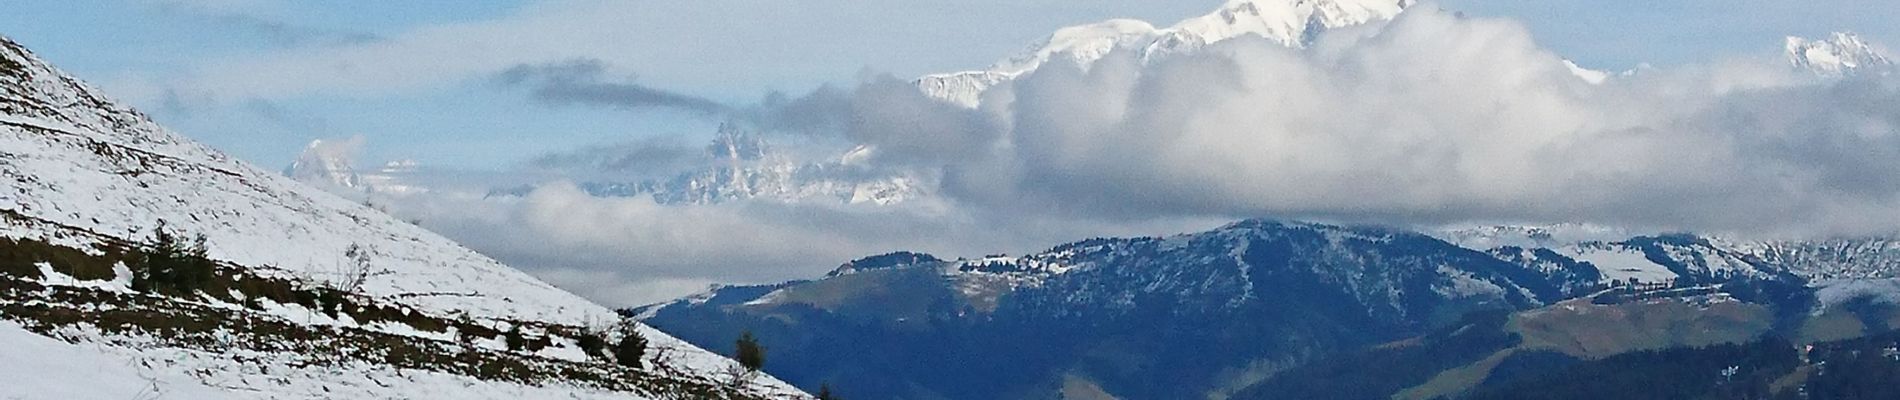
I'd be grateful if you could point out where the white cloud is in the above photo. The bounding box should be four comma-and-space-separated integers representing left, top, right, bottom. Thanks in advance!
840, 7, 1900, 235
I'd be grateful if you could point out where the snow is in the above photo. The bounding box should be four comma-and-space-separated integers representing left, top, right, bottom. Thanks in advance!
284, 138, 362, 190
468, 126, 929, 207
0, 320, 751, 400
992, 19, 1162, 75
916, 0, 1413, 107
0, 320, 232, 400
1434, 264, 1506, 299
1435, 224, 1702, 285
1440, 224, 1900, 284
1657, 240, 1764, 279
1813, 278, 1900, 307
1, 254, 808, 400
0, 101, 608, 328
1563, 60, 1610, 84
365, 320, 458, 343
33, 262, 134, 293
1, 32, 625, 327
1755, 238, 1900, 280
0, 36, 807, 398
1432, 223, 1634, 250
1787, 32, 1893, 76
743, 288, 792, 306
1564, 243, 1677, 285
1161, 0, 1411, 50
922, 5, 1889, 108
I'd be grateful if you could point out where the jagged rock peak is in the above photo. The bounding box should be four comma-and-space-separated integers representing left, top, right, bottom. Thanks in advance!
708, 123, 768, 162
1787, 32, 1893, 76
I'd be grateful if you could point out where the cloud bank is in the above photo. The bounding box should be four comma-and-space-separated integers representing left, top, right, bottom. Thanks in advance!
390, 184, 1201, 306
842, 7, 1900, 234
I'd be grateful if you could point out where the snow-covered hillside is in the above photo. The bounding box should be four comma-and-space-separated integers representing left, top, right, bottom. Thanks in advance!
0, 38, 598, 326
0, 35, 805, 399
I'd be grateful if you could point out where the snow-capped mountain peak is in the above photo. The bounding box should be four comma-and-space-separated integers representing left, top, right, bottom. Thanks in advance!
916, 0, 1413, 107
1563, 60, 1611, 84
1159, 0, 1412, 50
284, 138, 361, 189
284, 137, 432, 197
992, 19, 1161, 75
1786, 32, 1893, 76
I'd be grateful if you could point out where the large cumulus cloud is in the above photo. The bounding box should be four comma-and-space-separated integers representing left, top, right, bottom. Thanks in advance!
847, 7, 1900, 234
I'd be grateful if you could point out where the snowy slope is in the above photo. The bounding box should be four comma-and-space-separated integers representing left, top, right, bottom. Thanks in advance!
917, 0, 1415, 107
0, 35, 805, 398
1435, 224, 1900, 288
0, 38, 602, 326
0, 317, 783, 400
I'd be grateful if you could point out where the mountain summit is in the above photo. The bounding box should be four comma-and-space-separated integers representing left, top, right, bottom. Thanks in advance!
283, 137, 363, 190
1786, 32, 1893, 76
918, 0, 1414, 106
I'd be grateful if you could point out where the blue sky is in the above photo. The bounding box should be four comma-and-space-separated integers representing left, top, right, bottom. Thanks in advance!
3, 0, 1896, 170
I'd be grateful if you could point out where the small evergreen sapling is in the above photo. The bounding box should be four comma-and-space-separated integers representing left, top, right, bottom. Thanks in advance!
735, 330, 765, 371
615, 328, 648, 369
505, 326, 526, 351
577, 332, 607, 360
130, 219, 215, 295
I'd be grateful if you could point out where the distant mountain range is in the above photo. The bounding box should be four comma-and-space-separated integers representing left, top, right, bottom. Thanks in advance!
293, 124, 928, 207
637, 218, 1900, 399
533, 125, 927, 206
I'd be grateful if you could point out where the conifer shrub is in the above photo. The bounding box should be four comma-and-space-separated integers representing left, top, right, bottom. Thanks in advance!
615, 328, 648, 369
